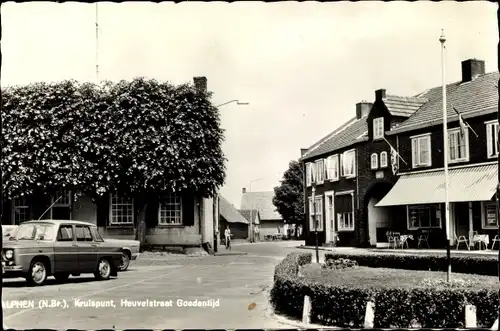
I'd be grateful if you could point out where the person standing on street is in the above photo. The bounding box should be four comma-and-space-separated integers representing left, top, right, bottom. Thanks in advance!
254, 225, 260, 242
224, 225, 232, 250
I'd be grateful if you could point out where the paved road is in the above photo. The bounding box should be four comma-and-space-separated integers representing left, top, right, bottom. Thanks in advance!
3, 240, 313, 329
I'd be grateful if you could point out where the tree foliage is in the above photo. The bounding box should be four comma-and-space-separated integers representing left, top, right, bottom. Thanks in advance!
1, 78, 226, 201
273, 160, 305, 227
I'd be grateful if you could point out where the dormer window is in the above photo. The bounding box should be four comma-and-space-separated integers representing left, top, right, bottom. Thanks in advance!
373, 117, 384, 140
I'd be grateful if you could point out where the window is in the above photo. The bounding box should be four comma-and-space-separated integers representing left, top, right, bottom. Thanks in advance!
57, 225, 74, 241
12, 197, 29, 224
308, 197, 323, 231
315, 159, 324, 184
482, 202, 498, 229
305, 163, 312, 186
110, 194, 134, 225
158, 194, 183, 225
341, 149, 356, 178
337, 212, 354, 231
411, 134, 431, 168
486, 121, 499, 159
90, 227, 104, 242
448, 129, 469, 163
75, 226, 93, 241
407, 205, 442, 229
380, 151, 388, 168
373, 117, 384, 140
53, 190, 71, 206
325, 155, 339, 181
370, 153, 378, 170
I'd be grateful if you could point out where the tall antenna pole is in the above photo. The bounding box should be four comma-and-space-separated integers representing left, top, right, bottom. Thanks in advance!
440, 30, 451, 283
95, 3, 99, 84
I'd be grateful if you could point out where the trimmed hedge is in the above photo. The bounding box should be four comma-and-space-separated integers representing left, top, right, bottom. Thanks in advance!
270, 252, 499, 328
324, 252, 499, 276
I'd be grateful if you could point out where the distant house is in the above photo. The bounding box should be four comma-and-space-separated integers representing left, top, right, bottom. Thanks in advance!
218, 196, 249, 240
240, 188, 284, 238
239, 209, 260, 240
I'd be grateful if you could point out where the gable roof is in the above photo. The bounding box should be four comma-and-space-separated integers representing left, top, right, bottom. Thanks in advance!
219, 196, 249, 224
301, 115, 368, 161
389, 71, 499, 134
240, 191, 282, 221
382, 95, 428, 117
239, 209, 260, 224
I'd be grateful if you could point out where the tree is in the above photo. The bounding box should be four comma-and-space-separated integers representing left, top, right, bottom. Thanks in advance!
273, 160, 305, 238
1, 78, 226, 246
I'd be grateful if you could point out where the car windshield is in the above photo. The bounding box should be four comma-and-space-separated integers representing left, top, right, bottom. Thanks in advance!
13, 223, 56, 241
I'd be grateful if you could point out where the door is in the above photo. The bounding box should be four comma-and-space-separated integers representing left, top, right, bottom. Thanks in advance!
75, 225, 99, 273
454, 202, 470, 243
324, 192, 335, 243
54, 224, 78, 273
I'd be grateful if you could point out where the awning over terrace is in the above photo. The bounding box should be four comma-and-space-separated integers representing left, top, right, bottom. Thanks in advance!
376, 163, 497, 207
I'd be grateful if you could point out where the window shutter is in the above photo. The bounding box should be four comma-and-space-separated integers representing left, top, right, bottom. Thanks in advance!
325, 158, 330, 180
96, 194, 110, 227
340, 154, 344, 176
305, 163, 311, 186
411, 139, 417, 166
182, 193, 195, 226
487, 123, 493, 157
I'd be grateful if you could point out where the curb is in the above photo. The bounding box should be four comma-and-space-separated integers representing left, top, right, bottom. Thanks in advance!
296, 246, 332, 251
262, 289, 329, 329
213, 251, 248, 256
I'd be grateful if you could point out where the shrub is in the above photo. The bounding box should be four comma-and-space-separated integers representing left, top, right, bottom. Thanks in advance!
324, 252, 498, 276
270, 254, 499, 328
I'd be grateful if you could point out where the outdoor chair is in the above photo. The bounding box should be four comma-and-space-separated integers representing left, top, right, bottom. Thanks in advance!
417, 230, 430, 248
454, 231, 470, 250
468, 231, 481, 250
386, 231, 398, 249
492, 235, 500, 250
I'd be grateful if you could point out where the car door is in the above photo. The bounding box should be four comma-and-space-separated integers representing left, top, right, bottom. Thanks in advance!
53, 224, 78, 273
75, 225, 99, 273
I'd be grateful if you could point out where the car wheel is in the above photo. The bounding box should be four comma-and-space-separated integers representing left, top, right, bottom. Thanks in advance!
26, 260, 48, 286
118, 251, 130, 271
94, 258, 112, 280
54, 272, 70, 282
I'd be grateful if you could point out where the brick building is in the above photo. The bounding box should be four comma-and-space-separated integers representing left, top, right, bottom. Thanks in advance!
300, 58, 499, 249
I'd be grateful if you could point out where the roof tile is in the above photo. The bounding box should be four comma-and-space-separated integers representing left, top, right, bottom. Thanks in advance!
219, 196, 249, 224
240, 191, 282, 221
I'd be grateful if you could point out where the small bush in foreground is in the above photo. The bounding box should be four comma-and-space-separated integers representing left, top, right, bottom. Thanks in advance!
324, 252, 498, 276
270, 253, 499, 328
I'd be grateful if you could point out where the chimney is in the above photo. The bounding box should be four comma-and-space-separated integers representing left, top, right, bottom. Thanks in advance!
242, 188, 247, 194
193, 76, 207, 92
375, 89, 386, 100
300, 148, 308, 156
461, 59, 485, 82
356, 101, 373, 119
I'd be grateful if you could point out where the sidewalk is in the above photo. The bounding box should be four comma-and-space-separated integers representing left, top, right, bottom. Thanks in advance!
297, 245, 500, 256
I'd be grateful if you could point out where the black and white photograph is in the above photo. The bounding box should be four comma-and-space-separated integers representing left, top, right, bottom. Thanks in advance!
1, 1, 500, 329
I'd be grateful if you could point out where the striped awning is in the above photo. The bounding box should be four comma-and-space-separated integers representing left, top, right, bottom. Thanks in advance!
376, 163, 497, 207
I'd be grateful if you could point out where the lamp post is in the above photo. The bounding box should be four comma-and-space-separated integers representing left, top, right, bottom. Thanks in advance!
212, 99, 249, 253
249, 177, 263, 243
311, 184, 319, 264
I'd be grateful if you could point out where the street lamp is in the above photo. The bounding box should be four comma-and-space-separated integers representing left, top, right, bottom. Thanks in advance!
249, 177, 263, 243
212, 99, 249, 253
311, 184, 320, 264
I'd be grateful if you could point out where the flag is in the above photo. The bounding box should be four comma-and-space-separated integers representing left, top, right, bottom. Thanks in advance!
458, 112, 467, 138
390, 146, 398, 175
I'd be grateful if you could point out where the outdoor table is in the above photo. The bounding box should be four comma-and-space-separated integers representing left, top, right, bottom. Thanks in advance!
472, 234, 489, 250
399, 234, 414, 249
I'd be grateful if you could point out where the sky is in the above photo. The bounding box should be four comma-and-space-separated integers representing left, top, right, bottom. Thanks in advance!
2, 1, 498, 208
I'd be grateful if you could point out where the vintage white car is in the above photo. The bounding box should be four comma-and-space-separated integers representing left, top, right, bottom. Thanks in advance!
104, 238, 140, 271
2, 224, 140, 271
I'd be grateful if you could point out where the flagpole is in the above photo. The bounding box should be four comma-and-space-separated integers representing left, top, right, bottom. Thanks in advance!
440, 30, 452, 283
